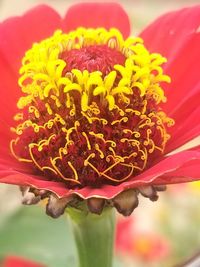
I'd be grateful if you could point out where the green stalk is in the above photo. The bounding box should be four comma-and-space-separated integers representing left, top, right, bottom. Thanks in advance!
67, 207, 116, 267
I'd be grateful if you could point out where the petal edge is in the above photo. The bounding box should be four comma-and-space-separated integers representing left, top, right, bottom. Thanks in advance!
63, 2, 130, 38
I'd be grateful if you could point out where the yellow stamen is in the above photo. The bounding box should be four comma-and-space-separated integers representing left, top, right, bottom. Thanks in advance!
68, 161, 79, 181
82, 132, 91, 150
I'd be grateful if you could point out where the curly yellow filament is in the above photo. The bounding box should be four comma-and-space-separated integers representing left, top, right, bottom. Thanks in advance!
82, 132, 91, 150
50, 157, 81, 184
68, 161, 79, 181
10, 139, 32, 163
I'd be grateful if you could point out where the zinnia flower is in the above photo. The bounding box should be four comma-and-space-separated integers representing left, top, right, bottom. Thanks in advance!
0, 3, 200, 218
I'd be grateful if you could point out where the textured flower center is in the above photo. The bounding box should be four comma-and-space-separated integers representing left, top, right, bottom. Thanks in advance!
61, 45, 126, 75
10, 28, 174, 188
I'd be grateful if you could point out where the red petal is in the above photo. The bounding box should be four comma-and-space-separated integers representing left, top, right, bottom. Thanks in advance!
68, 150, 200, 198
140, 6, 200, 151
131, 150, 200, 186
2, 256, 45, 267
0, 5, 60, 107
76, 149, 200, 197
0, 5, 61, 77
140, 5, 200, 59
0, 155, 31, 173
0, 167, 68, 197
115, 217, 134, 253
0, 157, 72, 197
164, 34, 200, 152
166, 106, 200, 153
1, 149, 199, 199
63, 2, 130, 38
0, 5, 61, 155
0, 5, 60, 97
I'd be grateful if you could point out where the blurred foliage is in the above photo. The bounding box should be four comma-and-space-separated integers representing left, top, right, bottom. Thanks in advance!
0, 206, 76, 267
0, 206, 124, 267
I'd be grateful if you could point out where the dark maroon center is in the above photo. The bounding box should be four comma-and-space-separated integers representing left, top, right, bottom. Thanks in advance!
60, 45, 126, 76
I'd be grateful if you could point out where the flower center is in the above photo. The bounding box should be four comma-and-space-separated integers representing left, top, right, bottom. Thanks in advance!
60, 45, 126, 76
10, 28, 174, 188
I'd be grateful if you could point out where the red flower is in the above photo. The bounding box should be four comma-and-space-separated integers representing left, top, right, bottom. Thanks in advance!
115, 217, 170, 262
0, 3, 200, 217
2, 255, 45, 267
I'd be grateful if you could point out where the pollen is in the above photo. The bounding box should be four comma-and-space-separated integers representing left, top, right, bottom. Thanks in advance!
10, 28, 174, 188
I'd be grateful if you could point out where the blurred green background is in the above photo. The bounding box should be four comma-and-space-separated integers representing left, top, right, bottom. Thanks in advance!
0, 1, 200, 266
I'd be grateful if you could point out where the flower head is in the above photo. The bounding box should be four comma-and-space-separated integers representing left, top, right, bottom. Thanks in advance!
0, 3, 200, 217
11, 27, 173, 189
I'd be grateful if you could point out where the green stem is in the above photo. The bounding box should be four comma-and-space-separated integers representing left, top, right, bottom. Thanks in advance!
67, 207, 116, 267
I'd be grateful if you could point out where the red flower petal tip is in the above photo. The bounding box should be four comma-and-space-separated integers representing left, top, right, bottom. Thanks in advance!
63, 2, 130, 38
